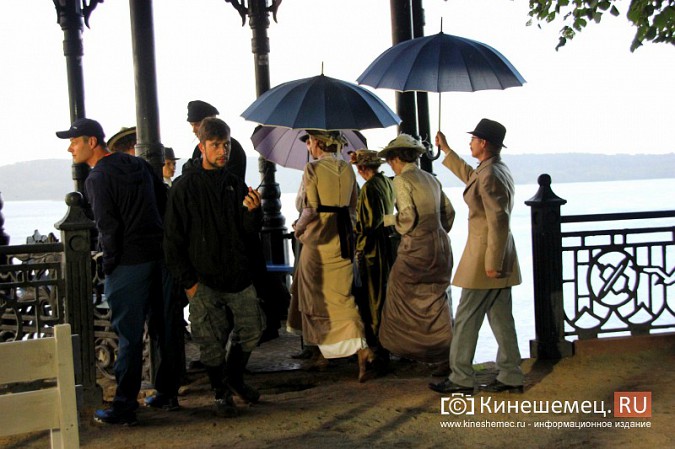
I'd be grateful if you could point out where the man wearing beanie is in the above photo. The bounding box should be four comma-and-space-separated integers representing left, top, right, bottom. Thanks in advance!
185, 100, 247, 180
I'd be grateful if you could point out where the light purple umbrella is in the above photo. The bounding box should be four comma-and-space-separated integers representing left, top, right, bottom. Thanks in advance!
251, 126, 368, 170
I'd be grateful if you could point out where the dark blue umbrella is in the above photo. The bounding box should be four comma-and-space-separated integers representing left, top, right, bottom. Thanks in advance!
357, 32, 526, 93
241, 74, 400, 131
357, 31, 525, 158
251, 126, 367, 170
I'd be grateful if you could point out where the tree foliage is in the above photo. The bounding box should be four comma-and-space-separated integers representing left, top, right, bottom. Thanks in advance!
527, 0, 675, 51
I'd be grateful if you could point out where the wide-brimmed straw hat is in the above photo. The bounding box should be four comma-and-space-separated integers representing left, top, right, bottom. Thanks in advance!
106, 126, 136, 151
348, 149, 382, 167
300, 130, 347, 150
377, 134, 425, 159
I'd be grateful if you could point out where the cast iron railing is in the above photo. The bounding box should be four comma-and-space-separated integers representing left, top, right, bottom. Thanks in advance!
561, 210, 674, 339
0, 192, 101, 405
0, 193, 171, 407
527, 174, 675, 359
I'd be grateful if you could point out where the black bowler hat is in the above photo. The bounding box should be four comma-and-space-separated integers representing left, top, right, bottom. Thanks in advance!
468, 118, 507, 148
164, 147, 180, 161
187, 100, 219, 122
56, 118, 105, 141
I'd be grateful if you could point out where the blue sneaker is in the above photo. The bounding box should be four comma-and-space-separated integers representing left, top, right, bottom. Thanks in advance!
144, 393, 180, 411
94, 407, 138, 426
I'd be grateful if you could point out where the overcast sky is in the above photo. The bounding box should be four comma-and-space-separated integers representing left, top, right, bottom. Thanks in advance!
0, 0, 674, 168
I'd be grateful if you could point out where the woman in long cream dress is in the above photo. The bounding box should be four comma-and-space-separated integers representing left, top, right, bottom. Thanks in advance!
377, 134, 455, 364
293, 130, 374, 381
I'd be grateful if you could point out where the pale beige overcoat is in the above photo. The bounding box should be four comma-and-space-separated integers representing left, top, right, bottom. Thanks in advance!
379, 163, 455, 363
293, 153, 365, 357
442, 151, 521, 289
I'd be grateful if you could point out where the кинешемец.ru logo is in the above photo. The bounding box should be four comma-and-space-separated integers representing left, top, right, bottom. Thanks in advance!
441, 392, 652, 418
614, 392, 651, 417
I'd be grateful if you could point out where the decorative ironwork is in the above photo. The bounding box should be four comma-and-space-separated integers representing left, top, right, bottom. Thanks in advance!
561, 211, 675, 339
52, 0, 103, 28
225, 0, 282, 26
0, 233, 148, 381
91, 251, 117, 379
0, 235, 64, 342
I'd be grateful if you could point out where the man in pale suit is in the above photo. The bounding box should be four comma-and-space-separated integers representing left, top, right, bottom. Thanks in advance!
430, 118, 524, 395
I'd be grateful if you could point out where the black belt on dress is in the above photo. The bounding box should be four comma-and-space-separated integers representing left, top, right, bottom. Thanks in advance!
317, 205, 354, 260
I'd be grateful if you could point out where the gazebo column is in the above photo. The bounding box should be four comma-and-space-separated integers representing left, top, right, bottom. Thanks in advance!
129, 0, 165, 177
54, 0, 93, 195
226, 0, 288, 266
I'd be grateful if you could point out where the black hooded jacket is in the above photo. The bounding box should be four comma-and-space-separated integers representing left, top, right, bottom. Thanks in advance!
85, 152, 165, 274
163, 161, 262, 293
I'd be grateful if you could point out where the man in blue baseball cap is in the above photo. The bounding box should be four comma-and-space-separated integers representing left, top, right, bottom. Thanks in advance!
56, 118, 107, 166
57, 118, 179, 425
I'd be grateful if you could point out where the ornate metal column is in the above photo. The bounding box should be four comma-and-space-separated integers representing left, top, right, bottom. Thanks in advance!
53, 0, 102, 194
411, 0, 433, 173
129, 0, 165, 178
525, 174, 574, 359
227, 0, 288, 266
56, 192, 101, 406
390, 0, 419, 141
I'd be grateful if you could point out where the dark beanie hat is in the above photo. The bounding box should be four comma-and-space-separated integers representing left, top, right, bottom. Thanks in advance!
187, 100, 219, 122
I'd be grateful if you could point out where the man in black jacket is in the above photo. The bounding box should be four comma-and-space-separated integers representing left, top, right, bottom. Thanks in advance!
57, 118, 179, 425
184, 100, 247, 180
164, 117, 264, 417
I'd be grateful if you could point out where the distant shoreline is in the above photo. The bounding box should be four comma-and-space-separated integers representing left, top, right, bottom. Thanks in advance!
1, 154, 674, 201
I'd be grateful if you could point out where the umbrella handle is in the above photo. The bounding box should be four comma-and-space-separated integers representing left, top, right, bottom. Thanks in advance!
426, 145, 442, 161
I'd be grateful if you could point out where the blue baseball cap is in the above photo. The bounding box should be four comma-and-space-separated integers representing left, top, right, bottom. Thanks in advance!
56, 118, 105, 141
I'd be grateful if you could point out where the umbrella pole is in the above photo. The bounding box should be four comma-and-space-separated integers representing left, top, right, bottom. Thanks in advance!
428, 92, 442, 161
438, 92, 441, 134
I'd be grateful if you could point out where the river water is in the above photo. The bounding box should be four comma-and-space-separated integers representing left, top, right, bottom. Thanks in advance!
2, 177, 674, 363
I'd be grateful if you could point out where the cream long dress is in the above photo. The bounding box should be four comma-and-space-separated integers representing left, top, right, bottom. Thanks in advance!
293, 153, 366, 358
379, 163, 455, 363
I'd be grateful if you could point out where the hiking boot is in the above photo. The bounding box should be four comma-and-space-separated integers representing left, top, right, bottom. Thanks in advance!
225, 345, 260, 404
214, 391, 238, 418
144, 393, 180, 411
94, 407, 138, 426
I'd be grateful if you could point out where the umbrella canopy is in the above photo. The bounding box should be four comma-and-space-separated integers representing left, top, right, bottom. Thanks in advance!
241, 74, 401, 131
357, 32, 526, 93
251, 126, 367, 171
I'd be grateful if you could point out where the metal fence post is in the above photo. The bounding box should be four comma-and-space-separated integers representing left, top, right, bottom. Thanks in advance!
55, 191, 102, 406
525, 174, 574, 359
0, 192, 9, 263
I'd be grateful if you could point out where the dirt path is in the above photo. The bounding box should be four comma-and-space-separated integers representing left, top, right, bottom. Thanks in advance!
2, 334, 672, 449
